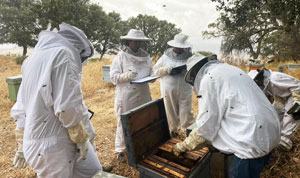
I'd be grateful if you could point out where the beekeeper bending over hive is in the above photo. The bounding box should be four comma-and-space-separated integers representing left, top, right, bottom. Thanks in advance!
11, 23, 102, 178
153, 34, 194, 137
110, 29, 152, 162
172, 54, 280, 177
249, 68, 300, 151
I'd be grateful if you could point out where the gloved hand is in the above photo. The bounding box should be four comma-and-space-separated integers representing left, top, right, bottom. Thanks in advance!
67, 121, 89, 162
171, 128, 206, 157
13, 127, 27, 169
292, 91, 300, 102
172, 144, 184, 157
14, 148, 26, 169
156, 66, 173, 77
273, 96, 285, 111
76, 141, 89, 162
119, 71, 138, 82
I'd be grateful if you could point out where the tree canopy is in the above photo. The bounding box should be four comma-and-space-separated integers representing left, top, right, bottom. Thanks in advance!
204, 0, 300, 61
0, 0, 40, 56
0, 1, 181, 59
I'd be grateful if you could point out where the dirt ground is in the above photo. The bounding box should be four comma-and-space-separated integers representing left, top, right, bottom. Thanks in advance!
0, 55, 300, 177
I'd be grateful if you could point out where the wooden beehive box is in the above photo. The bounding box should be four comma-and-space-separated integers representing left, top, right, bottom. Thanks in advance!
248, 63, 264, 72
102, 65, 112, 83
283, 64, 300, 72
121, 99, 211, 178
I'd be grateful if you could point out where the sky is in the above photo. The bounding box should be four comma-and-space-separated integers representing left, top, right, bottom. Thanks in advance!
0, 0, 222, 56
93, 0, 222, 54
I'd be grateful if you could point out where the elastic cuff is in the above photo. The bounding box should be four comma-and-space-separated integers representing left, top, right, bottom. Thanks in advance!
15, 127, 24, 145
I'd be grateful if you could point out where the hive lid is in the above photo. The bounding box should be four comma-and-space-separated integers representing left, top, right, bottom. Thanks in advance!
6, 75, 22, 82
121, 98, 170, 167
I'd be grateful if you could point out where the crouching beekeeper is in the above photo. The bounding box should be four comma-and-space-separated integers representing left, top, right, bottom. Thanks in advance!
248, 68, 300, 151
172, 54, 281, 178
10, 23, 102, 178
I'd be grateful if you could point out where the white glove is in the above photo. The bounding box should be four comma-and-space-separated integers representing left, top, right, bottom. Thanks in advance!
172, 128, 206, 157
67, 121, 89, 162
76, 141, 89, 163
13, 127, 27, 169
14, 146, 27, 169
156, 67, 172, 77
292, 91, 300, 102
273, 96, 285, 110
119, 71, 138, 82
67, 121, 89, 144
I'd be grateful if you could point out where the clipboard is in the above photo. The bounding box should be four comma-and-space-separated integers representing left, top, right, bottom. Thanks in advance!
130, 76, 160, 84
170, 64, 187, 75
88, 109, 94, 120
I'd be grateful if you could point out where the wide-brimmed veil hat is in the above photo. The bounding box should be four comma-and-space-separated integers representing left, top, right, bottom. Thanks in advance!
120, 29, 151, 41
185, 53, 218, 85
167, 34, 192, 48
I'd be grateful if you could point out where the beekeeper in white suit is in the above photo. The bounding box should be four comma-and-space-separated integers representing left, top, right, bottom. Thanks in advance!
10, 23, 102, 178
248, 68, 300, 151
172, 54, 280, 177
110, 29, 152, 162
153, 34, 194, 136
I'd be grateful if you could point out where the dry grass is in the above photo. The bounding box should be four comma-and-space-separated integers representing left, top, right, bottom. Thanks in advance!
0, 55, 36, 177
0, 55, 300, 177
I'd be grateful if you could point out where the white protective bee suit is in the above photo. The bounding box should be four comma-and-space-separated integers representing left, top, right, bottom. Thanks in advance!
248, 69, 300, 150
174, 54, 280, 158
10, 23, 102, 178
194, 62, 280, 159
110, 46, 152, 153
153, 47, 194, 132
172, 54, 280, 177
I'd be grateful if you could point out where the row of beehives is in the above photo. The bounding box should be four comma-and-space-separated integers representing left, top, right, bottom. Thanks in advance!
5, 63, 300, 101
248, 63, 300, 72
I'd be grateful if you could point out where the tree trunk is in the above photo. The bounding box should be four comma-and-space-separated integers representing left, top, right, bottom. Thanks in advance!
22, 46, 27, 56
100, 52, 105, 60
100, 45, 106, 60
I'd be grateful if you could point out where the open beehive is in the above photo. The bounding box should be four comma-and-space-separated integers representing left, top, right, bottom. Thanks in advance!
121, 99, 210, 178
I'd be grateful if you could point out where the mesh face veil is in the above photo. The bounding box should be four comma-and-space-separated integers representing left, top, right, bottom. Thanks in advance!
58, 23, 94, 62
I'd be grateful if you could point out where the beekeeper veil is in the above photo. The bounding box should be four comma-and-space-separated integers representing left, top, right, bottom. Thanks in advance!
58, 23, 94, 62
248, 68, 271, 92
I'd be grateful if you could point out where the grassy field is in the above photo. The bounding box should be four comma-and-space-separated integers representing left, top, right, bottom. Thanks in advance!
0, 55, 300, 177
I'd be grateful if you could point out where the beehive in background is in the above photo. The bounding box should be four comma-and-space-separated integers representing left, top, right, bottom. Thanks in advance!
248, 63, 264, 72
279, 64, 300, 72
102, 65, 112, 83
6, 75, 22, 101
